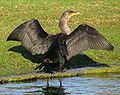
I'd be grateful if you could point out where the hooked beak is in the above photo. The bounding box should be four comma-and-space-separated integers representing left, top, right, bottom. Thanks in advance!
69, 12, 80, 17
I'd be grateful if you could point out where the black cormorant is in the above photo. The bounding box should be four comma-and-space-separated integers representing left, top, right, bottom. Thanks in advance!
7, 10, 114, 73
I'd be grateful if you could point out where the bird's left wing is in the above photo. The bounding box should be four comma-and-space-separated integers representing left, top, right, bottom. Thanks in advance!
66, 24, 114, 59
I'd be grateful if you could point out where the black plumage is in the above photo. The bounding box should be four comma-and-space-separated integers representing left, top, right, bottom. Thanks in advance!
7, 10, 114, 73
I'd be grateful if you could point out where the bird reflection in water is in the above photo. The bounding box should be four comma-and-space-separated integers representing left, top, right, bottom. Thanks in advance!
41, 79, 68, 95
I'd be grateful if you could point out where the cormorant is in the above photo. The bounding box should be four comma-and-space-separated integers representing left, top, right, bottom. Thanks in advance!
7, 10, 114, 73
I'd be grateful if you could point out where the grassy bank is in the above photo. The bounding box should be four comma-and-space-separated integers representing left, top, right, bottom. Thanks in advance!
0, 0, 120, 76
0, 65, 120, 83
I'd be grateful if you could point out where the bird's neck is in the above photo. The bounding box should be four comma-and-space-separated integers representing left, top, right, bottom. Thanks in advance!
59, 17, 70, 35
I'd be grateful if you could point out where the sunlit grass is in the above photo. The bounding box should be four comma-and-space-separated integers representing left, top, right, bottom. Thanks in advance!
0, 0, 120, 76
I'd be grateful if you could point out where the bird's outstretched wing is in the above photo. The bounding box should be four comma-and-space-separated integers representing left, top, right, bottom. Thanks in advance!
66, 24, 114, 59
7, 19, 55, 55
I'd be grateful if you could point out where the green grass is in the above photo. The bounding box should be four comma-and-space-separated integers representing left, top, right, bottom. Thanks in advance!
0, 0, 120, 76
1, 66, 120, 83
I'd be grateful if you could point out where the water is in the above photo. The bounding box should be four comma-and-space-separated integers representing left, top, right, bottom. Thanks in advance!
0, 74, 120, 95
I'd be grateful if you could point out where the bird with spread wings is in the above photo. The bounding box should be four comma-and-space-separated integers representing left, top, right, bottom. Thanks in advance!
7, 10, 114, 73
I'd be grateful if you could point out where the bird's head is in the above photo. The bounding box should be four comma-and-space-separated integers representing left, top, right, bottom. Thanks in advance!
59, 10, 80, 35
62, 10, 80, 20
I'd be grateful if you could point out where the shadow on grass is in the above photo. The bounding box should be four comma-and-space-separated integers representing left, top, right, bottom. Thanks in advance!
8, 45, 44, 63
8, 45, 110, 71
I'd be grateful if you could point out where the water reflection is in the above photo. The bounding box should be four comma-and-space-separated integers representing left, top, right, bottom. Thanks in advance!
42, 86, 65, 95
0, 74, 120, 95
27, 79, 68, 95
42, 80, 65, 95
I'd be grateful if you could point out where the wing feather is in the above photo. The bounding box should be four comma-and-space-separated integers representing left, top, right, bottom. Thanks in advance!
66, 24, 114, 59
7, 19, 54, 55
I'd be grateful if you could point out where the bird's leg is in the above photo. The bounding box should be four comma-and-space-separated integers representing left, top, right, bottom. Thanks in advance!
47, 79, 49, 87
59, 79, 62, 87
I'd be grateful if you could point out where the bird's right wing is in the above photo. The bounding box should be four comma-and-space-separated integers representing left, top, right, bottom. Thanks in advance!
66, 24, 114, 59
7, 19, 55, 55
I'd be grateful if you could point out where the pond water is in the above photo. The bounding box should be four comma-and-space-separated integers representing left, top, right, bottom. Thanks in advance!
0, 74, 120, 95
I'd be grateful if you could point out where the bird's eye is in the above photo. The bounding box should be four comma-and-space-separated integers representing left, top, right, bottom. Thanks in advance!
64, 12, 68, 15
